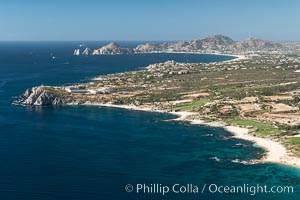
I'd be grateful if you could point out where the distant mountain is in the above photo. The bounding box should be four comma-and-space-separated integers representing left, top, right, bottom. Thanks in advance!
134, 35, 236, 52
135, 42, 172, 52
230, 38, 283, 50
200, 34, 236, 47
75, 35, 284, 55
92, 42, 133, 55
105, 41, 120, 49
134, 35, 282, 53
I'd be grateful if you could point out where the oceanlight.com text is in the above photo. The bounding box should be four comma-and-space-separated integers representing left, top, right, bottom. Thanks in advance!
124, 183, 294, 196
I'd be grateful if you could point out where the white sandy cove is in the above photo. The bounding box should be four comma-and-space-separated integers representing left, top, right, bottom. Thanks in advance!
84, 103, 300, 168
172, 111, 300, 168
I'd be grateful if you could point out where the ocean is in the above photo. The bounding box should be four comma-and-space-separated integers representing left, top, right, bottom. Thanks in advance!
0, 42, 299, 200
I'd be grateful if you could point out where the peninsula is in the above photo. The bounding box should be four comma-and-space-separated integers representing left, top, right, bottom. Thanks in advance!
15, 35, 300, 168
73, 35, 283, 55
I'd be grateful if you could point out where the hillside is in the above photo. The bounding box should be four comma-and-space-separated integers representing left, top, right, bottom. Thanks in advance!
75, 35, 284, 55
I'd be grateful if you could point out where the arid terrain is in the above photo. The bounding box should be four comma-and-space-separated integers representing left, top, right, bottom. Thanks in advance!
15, 36, 300, 166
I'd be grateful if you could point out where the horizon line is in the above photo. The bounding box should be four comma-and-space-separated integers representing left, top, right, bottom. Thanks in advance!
0, 36, 299, 43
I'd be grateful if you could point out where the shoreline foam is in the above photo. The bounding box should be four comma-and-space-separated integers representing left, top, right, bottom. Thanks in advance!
84, 103, 300, 168
172, 111, 300, 168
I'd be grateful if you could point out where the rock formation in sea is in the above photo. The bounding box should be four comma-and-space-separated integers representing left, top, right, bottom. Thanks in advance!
73, 49, 80, 55
82, 47, 91, 55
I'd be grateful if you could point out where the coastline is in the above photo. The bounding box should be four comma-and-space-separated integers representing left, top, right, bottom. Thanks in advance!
83, 102, 300, 168
170, 111, 300, 168
90, 52, 245, 81
17, 51, 300, 168
134, 51, 246, 62
164, 51, 246, 62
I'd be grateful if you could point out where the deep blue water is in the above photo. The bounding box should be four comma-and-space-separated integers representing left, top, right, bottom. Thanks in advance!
0, 42, 299, 200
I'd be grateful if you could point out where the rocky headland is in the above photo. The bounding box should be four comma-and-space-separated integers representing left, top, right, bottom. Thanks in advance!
74, 35, 284, 55
14, 86, 67, 106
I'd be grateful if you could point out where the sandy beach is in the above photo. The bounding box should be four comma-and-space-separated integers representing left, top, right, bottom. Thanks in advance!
165, 51, 246, 62
81, 102, 165, 113
172, 111, 300, 168
138, 51, 247, 62
85, 103, 300, 168
227, 126, 300, 167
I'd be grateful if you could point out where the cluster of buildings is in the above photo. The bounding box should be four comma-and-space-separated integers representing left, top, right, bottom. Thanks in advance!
64, 86, 111, 94
146, 60, 191, 76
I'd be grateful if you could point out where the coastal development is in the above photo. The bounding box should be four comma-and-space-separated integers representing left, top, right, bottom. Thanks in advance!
15, 35, 300, 168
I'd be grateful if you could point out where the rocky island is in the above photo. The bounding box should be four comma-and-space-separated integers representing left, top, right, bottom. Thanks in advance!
16, 35, 300, 168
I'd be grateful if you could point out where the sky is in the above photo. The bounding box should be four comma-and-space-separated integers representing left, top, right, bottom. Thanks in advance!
0, 0, 300, 41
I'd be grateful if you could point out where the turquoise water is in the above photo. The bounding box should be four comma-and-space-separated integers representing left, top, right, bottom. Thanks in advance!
0, 42, 299, 199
